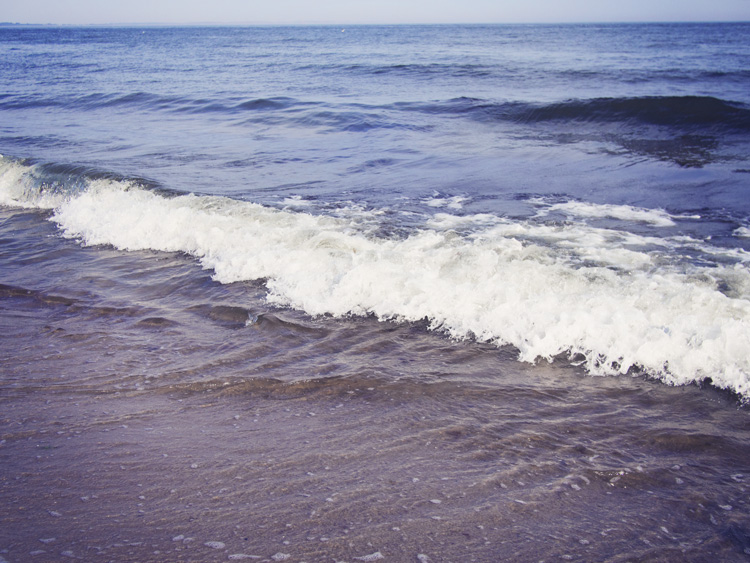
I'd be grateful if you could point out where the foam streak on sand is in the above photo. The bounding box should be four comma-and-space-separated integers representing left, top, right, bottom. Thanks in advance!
1, 157, 750, 398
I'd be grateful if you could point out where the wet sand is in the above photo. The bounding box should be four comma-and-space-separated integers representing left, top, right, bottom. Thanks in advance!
2, 370, 749, 562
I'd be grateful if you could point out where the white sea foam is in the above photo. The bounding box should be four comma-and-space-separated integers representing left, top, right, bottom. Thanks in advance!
533, 199, 677, 227
2, 158, 750, 398
282, 195, 311, 208
424, 194, 468, 210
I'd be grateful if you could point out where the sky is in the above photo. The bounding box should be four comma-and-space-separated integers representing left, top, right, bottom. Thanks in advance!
1, 0, 749, 25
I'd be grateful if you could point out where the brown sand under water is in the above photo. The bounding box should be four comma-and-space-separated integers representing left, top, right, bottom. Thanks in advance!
1, 208, 749, 562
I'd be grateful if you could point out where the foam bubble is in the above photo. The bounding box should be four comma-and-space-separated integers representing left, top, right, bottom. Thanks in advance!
204, 541, 226, 549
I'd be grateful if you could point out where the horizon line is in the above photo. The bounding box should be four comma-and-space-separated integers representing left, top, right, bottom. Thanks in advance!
1, 19, 749, 28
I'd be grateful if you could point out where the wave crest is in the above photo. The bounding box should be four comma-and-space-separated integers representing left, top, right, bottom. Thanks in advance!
407, 95, 750, 131
2, 156, 750, 399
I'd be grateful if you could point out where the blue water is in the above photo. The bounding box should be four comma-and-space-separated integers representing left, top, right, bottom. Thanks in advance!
1, 23, 750, 562
2, 24, 749, 207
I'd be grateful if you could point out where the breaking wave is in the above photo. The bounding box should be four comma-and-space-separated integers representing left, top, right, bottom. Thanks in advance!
2, 155, 750, 398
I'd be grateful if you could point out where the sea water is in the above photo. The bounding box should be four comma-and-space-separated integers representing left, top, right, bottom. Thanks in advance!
1, 23, 749, 561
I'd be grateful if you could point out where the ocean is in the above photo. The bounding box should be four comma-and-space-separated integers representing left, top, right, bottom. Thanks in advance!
0, 23, 749, 562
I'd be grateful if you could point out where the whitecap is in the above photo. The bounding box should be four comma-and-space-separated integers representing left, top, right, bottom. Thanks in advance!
3, 157, 750, 399
533, 198, 677, 227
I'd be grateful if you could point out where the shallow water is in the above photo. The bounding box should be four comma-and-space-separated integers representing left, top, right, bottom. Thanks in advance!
1, 23, 750, 562
1, 205, 749, 562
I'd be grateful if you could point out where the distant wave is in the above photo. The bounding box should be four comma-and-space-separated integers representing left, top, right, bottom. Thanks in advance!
0, 93, 420, 132
514, 96, 750, 130
2, 155, 750, 400
340, 62, 750, 86
0, 93, 745, 170
392, 95, 749, 167
344, 62, 493, 78
405, 96, 750, 132
3, 92, 748, 133
0, 92, 307, 114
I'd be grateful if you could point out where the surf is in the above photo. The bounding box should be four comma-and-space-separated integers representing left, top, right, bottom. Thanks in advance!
2, 155, 749, 399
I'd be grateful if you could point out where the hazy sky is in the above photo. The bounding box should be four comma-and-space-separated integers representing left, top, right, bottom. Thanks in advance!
1, 0, 749, 25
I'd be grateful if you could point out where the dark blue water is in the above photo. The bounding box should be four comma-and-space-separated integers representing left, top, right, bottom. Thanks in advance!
2, 24, 749, 204
1, 24, 749, 562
